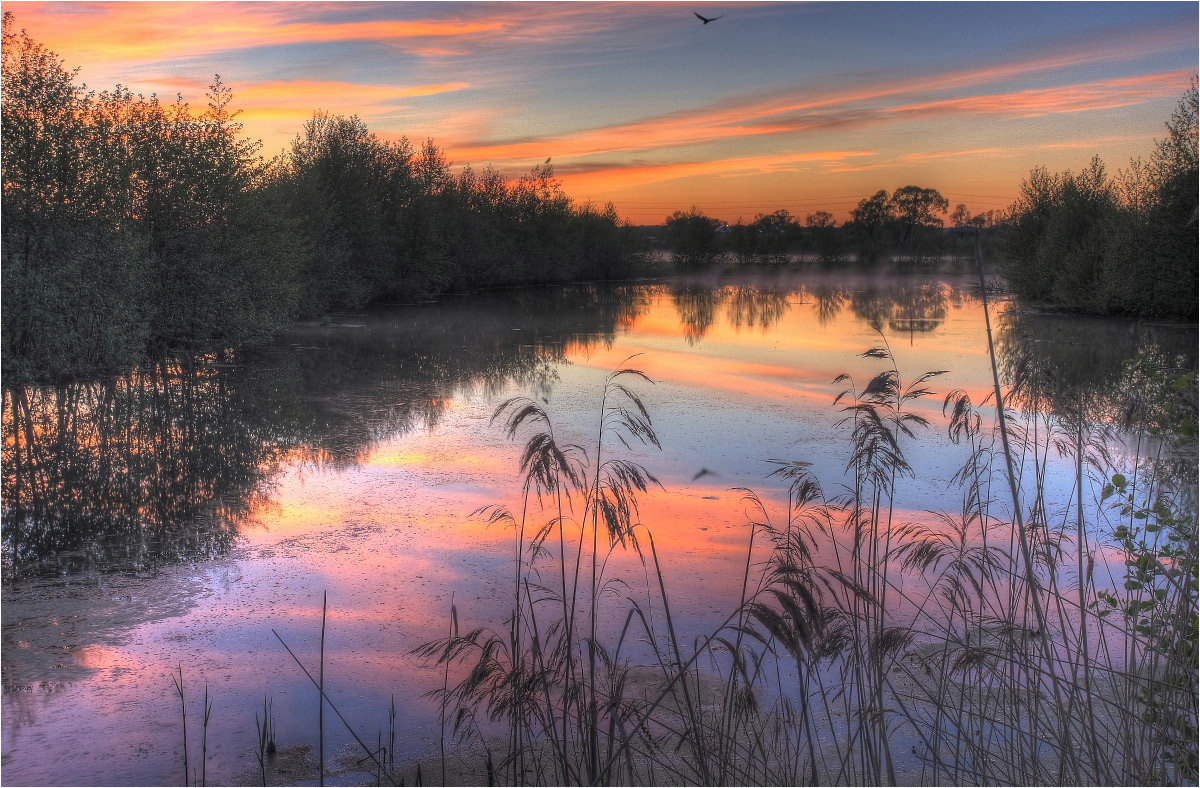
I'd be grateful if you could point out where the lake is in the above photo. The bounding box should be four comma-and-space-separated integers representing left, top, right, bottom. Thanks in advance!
2, 271, 1195, 785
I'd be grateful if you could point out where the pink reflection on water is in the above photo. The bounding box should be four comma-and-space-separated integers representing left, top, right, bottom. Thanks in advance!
4, 276, 1123, 785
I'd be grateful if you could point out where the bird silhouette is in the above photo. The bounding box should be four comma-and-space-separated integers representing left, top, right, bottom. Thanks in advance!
691, 467, 718, 482
694, 11, 723, 24
544, 156, 551, 164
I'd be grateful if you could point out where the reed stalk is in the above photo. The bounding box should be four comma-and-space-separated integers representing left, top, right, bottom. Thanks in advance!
171, 665, 188, 786
319, 590, 326, 787
408, 336, 1196, 787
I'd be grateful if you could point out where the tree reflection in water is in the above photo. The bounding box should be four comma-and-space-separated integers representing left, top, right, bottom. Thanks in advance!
726, 285, 790, 332
5, 275, 1192, 585
848, 281, 949, 338
669, 284, 722, 343
1, 284, 647, 580
996, 306, 1197, 423
3, 362, 259, 579
809, 284, 847, 326
668, 282, 797, 341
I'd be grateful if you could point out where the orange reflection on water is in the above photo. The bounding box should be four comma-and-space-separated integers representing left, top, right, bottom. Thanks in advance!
3, 275, 1180, 788
592, 348, 841, 407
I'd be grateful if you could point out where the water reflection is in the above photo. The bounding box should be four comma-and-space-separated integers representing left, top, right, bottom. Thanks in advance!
2, 362, 262, 580
670, 276, 955, 342
995, 307, 1198, 420
726, 285, 790, 331
3, 272, 1196, 786
670, 284, 722, 343
3, 275, 1193, 585
847, 282, 949, 337
1, 284, 647, 580
810, 284, 847, 325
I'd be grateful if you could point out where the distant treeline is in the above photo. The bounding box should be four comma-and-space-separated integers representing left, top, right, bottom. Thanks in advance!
652, 83, 1198, 322
1, 14, 645, 385
649, 188, 1004, 272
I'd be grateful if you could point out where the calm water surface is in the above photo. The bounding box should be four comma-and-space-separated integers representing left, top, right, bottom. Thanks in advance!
2, 272, 1193, 785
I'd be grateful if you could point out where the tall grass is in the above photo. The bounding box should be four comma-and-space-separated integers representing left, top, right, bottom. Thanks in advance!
416, 322, 1195, 784
171, 667, 213, 786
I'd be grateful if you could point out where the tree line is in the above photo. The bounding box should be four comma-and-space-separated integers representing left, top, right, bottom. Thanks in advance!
3, 12, 1196, 387
658, 189, 1004, 272
656, 83, 1197, 323
1, 14, 645, 385
1004, 81, 1197, 319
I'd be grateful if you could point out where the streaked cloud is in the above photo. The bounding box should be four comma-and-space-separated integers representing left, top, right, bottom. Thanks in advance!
4, 1, 1193, 223
5, 2, 503, 64
885, 70, 1194, 120
443, 68, 1189, 188
556, 151, 875, 193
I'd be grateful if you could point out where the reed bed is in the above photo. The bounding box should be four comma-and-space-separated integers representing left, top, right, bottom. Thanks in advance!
414, 319, 1196, 785
202, 296, 1194, 787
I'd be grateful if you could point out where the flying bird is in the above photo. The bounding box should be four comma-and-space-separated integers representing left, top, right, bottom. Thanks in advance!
544, 157, 551, 164
694, 11, 723, 24
691, 467, 718, 482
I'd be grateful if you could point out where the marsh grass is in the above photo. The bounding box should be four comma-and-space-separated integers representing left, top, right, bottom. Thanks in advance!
414, 313, 1196, 785
254, 695, 277, 786
272, 606, 400, 786
172, 666, 189, 786
172, 667, 213, 786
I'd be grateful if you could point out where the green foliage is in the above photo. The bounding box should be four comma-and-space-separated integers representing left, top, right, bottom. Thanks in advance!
272, 123, 644, 312
804, 210, 844, 268
0, 13, 147, 381
653, 189, 992, 272
720, 210, 803, 267
277, 112, 410, 312
748, 209, 801, 264
848, 189, 895, 265
889, 185, 949, 269
1099, 471, 1198, 781
1, 15, 299, 383
1151, 78, 1199, 186
1004, 82, 1198, 319
841, 186, 951, 269
2, 16, 645, 383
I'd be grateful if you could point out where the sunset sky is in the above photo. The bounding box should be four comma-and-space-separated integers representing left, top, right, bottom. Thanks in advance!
5, 1, 1196, 224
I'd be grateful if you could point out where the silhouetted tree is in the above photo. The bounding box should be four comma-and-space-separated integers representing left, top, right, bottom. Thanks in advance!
2, 15, 298, 383
1143, 80, 1199, 317
889, 185, 948, 269
1004, 81, 1197, 318
2, 15, 647, 385
749, 209, 800, 264
847, 190, 894, 266
665, 206, 721, 269
805, 211, 842, 268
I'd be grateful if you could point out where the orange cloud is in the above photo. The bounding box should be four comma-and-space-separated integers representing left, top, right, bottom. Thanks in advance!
6, 1, 1188, 225
5, 2, 504, 65
885, 69, 1195, 120
827, 133, 1157, 174
553, 150, 874, 193
440, 67, 1189, 184
151, 76, 469, 107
